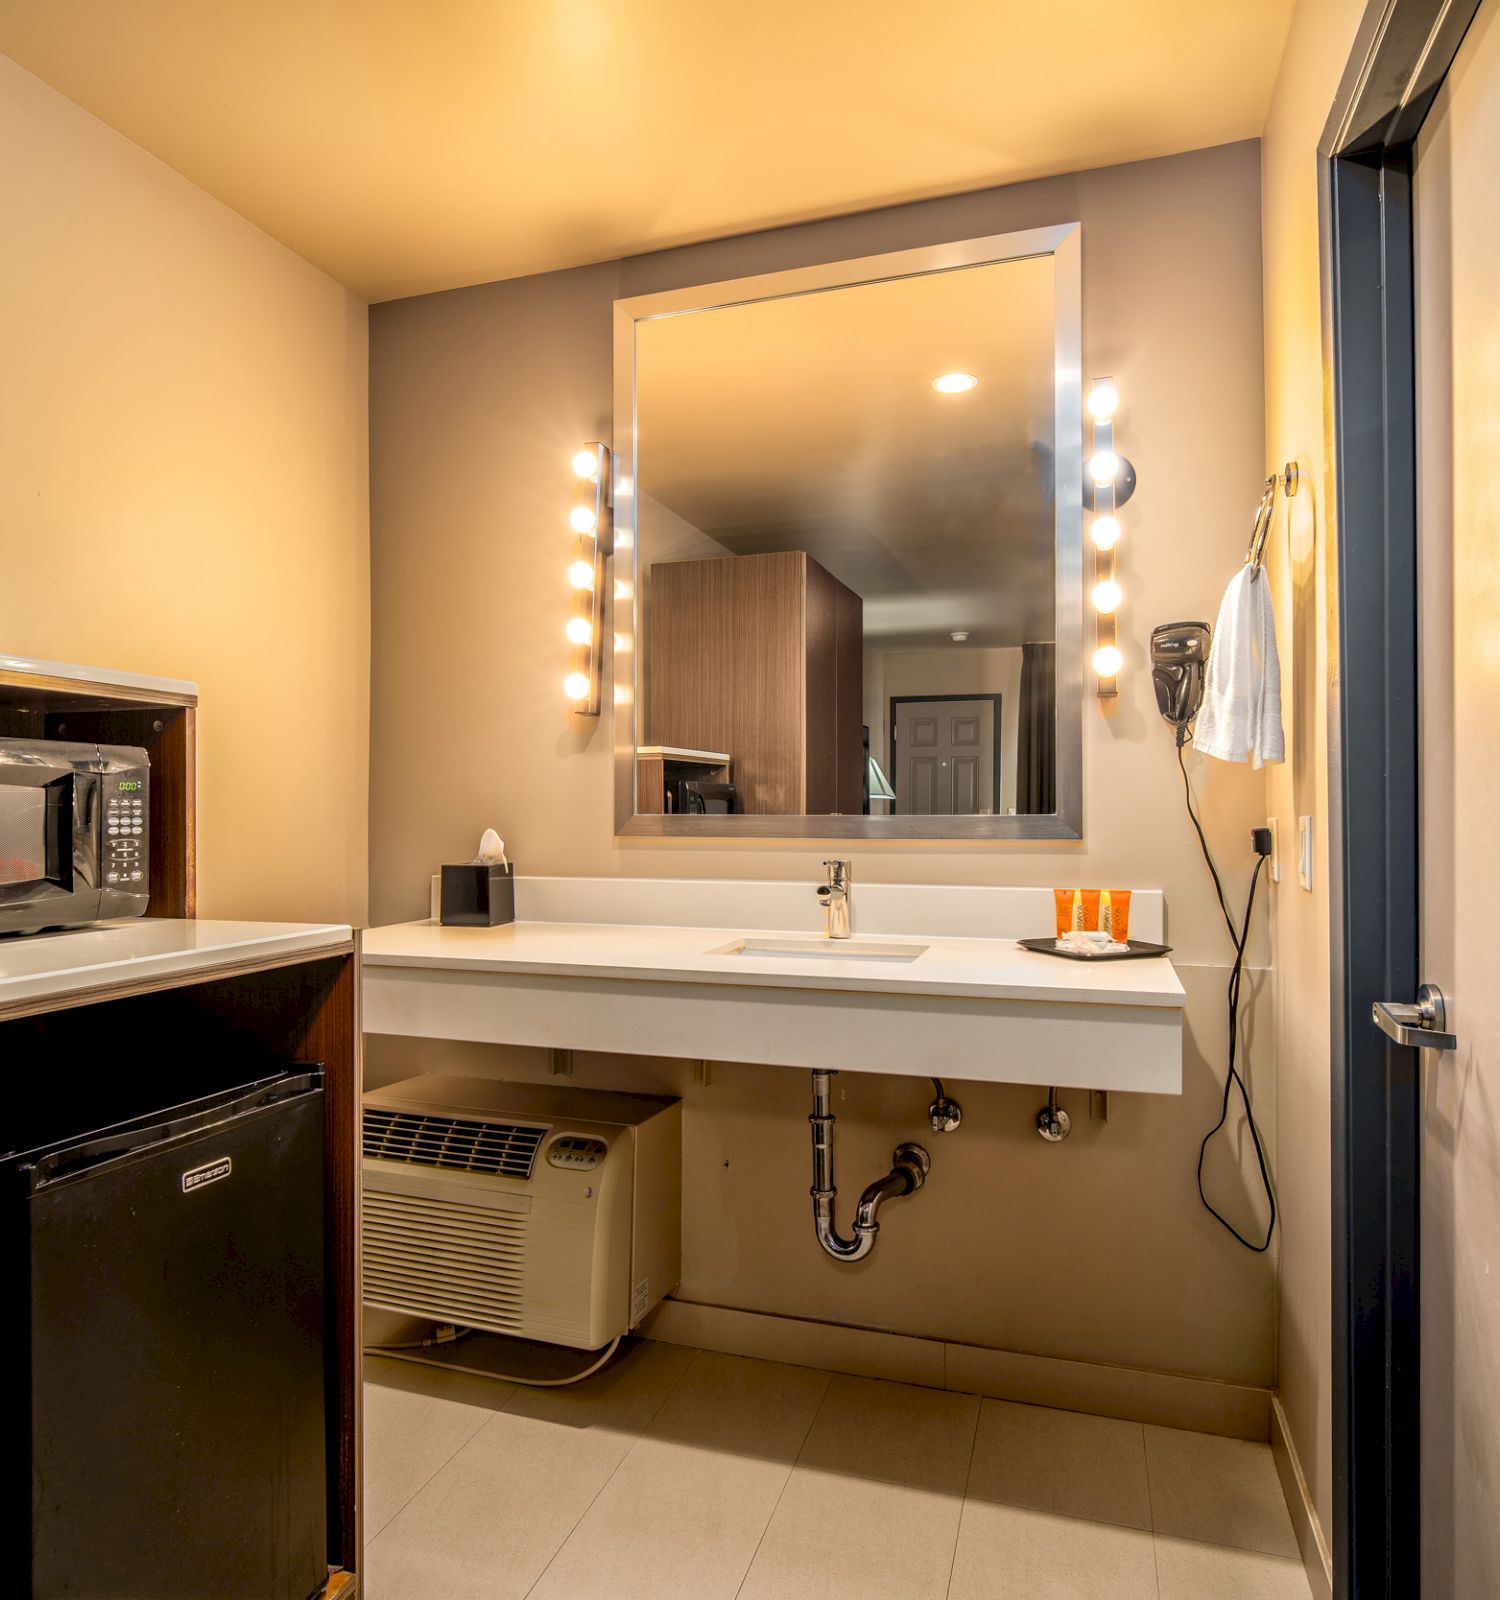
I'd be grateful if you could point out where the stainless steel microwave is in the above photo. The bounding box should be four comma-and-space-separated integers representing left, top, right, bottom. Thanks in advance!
0, 738, 150, 935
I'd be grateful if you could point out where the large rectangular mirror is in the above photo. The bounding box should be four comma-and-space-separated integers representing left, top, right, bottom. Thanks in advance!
612, 224, 1082, 839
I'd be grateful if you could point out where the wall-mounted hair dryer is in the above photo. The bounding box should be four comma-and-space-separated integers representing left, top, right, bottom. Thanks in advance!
1150, 622, 1212, 745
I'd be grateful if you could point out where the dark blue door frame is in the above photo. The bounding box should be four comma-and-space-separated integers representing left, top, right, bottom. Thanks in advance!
1322, 3, 1483, 1595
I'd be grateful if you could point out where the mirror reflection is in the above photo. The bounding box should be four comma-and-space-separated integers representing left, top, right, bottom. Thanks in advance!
635, 255, 1059, 819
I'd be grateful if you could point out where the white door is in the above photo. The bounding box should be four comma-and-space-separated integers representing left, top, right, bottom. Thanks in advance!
890, 696, 997, 815
1413, 4, 1500, 1592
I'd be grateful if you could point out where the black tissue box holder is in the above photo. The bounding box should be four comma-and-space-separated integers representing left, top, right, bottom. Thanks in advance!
440, 862, 515, 927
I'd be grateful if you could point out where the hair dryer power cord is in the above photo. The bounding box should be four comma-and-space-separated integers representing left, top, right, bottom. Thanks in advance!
1178, 745, 1277, 1252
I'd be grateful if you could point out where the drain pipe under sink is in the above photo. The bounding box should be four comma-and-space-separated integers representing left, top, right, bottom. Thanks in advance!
809, 1069, 931, 1262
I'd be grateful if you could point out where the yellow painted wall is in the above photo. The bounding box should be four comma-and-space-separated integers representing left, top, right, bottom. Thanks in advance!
0, 55, 370, 926
1259, 0, 1370, 1558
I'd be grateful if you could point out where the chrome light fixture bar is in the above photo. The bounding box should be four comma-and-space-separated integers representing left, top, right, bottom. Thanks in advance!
564, 441, 613, 716
1084, 377, 1134, 698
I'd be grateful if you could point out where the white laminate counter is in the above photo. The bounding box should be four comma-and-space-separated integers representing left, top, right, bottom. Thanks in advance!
0, 918, 354, 1018
363, 919, 1184, 1007
362, 918, 1186, 1094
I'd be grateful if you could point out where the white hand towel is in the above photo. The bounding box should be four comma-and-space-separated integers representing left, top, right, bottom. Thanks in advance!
1194, 564, 1285, 767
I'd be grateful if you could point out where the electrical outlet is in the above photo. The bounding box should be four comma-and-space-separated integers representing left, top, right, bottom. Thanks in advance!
1266, 817, 1280, 883
1298, 815, 1313, 891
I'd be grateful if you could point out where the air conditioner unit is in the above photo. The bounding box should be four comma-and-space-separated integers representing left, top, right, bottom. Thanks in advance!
361, 1074, 681, 1352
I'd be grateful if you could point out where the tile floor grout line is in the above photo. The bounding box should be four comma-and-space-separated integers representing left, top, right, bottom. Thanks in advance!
941, 1397, 985, 1597
1141, 1422, 1164, 1599
518, 1345, 703, 1600
360, 1376, 506, 1548
731, 1367, 835, 1600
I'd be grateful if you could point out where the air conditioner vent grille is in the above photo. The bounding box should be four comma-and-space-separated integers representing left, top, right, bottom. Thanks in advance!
363, 1189, 526, 1334
362, 1107, 545, 1178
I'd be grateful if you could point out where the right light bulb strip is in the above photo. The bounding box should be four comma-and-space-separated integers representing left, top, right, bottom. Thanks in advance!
1087, 377, 1124, 696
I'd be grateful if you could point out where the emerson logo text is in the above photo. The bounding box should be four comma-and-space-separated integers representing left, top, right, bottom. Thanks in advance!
181, 1156, 232, 1194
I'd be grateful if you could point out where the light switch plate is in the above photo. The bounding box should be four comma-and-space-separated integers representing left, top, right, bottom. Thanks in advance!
1298, 815, 1313, 891
1266, 817, 1280, 883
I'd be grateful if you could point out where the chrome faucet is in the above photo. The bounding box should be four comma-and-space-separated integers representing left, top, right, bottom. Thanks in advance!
818, 859, 852, 939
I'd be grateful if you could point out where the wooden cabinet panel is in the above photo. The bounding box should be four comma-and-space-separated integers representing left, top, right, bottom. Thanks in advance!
647, 550, 862, 816
833, 577, 865, 813
804, 558, 837, 815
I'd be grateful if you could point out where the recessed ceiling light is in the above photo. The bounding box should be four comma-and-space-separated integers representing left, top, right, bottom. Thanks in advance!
950, 630, 970, 643
932, 372, 979, 394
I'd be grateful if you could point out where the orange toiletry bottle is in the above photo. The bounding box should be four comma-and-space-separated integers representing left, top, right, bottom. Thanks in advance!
1100, 889, 1132, 941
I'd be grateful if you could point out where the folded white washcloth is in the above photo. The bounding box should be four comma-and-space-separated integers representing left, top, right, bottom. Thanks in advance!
1194, 564, 1285, 768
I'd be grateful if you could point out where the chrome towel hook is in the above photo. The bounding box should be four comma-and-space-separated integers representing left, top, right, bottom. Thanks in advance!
1246, 462, 1300, 576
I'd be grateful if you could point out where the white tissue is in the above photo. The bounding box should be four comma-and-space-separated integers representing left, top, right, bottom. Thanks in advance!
475, 829, 508, 867
1056, 930, 1128, 956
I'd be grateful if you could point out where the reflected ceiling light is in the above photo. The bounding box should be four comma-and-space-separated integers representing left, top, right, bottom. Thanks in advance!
1093, 644, 1123, 677
570, 505, 598, 534
1091, 579, 1123, 614
1087, 450, 1120, 486
572, 448, 600, 481
565, 615, 593, 645
563, 672, 591, 702
931, 372, 979, 394
1086, 381, 1120, 421
1090, 515, 1121, 551
950, 630, 970, 643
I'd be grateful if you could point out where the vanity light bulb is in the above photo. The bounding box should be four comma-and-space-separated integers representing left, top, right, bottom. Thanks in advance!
563, 671, 591, 702
567, 559, 595, 590
565, 616, 593, 645
570, 505, 598, 535
1087, 382, 1119, 421
932, 372, 979, 394
1091, 579, 1123, 614
571, 448, 599, 481
1093, 644, 1123, 677
1091, 515, 1121, 551
1088, 450, 1119, 487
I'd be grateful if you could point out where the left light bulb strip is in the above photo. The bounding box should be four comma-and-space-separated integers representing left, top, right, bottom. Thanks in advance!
566, 441, 613, 715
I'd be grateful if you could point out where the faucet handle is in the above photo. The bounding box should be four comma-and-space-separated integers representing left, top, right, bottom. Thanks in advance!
822, 858, 850, 888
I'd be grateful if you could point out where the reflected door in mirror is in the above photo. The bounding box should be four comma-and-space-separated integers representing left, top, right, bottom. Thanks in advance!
891, 696, 999, 815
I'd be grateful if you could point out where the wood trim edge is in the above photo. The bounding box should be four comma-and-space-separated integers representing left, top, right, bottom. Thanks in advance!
1272, 1395, 1334, 1600
647, 1298, 1271, 1440
0, 939, 357, 1024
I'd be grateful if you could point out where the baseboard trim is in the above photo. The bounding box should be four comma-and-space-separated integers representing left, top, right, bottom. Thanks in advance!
643, 1298, 1272, 1441
1271, 1396, 1333, 1600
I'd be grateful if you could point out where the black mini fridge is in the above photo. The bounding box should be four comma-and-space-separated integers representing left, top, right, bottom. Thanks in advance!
9, 1070, 329, 1600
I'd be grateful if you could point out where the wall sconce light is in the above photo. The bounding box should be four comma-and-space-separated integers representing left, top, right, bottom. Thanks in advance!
564, 441, 613, 715
1084, 377, 1135, 698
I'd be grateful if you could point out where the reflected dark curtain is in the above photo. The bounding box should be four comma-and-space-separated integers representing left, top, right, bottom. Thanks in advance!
1016, 641, 1056, 814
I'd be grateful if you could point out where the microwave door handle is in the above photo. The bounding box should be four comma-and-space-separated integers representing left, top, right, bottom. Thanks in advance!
43, 775, 75, 890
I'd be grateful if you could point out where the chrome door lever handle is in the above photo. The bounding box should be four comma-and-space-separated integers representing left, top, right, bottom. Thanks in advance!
1373, 984, 1458, 1051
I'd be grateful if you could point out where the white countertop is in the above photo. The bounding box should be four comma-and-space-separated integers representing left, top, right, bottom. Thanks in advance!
0, 918, 353, 1016
362, 919, 1185, 1008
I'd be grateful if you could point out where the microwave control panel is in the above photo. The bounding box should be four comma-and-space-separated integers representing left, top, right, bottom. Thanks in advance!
102, 779, 149, 888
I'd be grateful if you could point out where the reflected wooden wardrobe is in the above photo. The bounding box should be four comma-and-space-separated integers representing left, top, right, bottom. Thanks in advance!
646, 551, 863, 815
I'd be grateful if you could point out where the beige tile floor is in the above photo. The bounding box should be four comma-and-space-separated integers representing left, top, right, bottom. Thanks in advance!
363, 1341, 1313, 1600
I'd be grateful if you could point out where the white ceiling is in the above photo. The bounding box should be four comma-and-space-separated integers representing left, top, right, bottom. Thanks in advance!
0, 1, 1295, 301
636, 255, 1057, 650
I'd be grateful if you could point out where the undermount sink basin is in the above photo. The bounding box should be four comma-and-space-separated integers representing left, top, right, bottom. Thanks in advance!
711, 937, 929, 962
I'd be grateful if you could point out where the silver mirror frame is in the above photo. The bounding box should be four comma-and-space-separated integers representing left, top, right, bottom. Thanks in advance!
612, 222, 1083, 840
